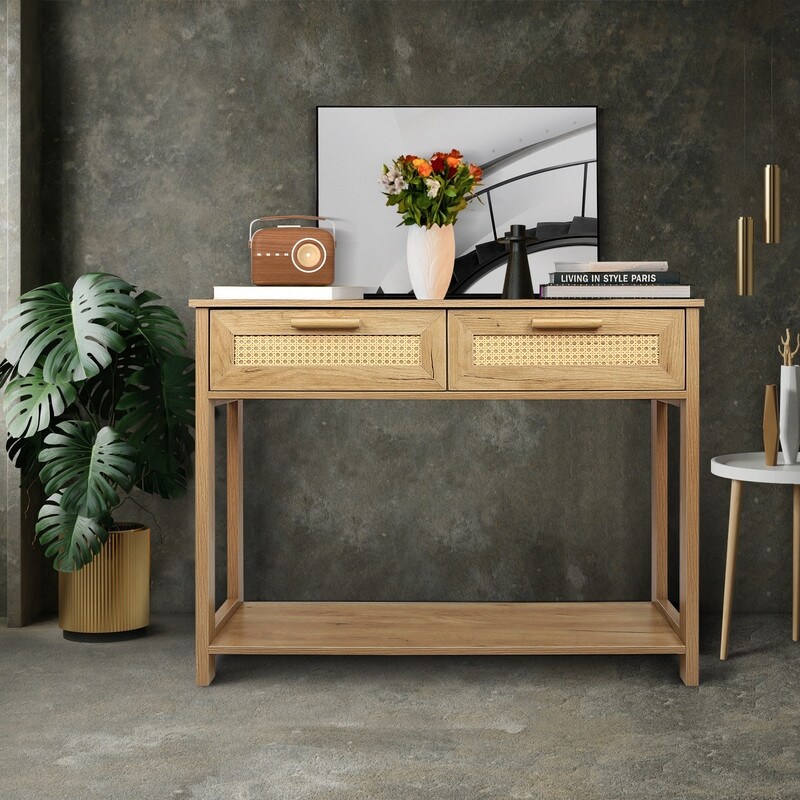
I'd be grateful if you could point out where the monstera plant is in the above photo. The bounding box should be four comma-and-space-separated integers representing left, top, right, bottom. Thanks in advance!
0, 272, 194, 572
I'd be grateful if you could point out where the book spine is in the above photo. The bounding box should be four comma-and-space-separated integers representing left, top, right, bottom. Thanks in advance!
554, 262, 669, 272
549, 271, 680, 285
539, 285, 691, 298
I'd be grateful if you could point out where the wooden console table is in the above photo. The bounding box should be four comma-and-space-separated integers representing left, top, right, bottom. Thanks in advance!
190, 299, 702, 686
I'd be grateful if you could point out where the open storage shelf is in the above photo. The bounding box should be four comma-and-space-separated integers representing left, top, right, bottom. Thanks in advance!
209, 601, 686, 656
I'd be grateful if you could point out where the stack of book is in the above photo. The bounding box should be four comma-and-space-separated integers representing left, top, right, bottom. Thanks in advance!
539, 261, 690, 299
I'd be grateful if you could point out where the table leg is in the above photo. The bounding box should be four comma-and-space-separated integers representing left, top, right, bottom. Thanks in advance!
195, 310, 216, 686
679, 308, 700, 685
651, 400, 669, 603
794, 485, 799, 642
720, 479, 743, 660
227, 400, 244, 603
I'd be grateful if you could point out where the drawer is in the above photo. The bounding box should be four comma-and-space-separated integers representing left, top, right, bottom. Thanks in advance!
210, 309, 446, 391
448, 309, 685, 391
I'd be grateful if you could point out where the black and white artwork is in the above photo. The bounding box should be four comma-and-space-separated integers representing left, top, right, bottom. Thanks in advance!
317, 106, 598, 294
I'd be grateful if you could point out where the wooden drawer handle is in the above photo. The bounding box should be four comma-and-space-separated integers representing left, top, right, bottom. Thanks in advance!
290, 317, 361, 330
531, 318, 604, 331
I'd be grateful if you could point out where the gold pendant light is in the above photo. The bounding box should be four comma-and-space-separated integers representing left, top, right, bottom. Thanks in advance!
765, 164, 780, 243
737, 216, 754, 296
764, 26, 780, 244
736, 47, 754, 296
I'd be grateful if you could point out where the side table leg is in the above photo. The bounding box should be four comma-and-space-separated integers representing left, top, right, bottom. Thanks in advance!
227, 400, 244, 603
679, 308, 700, 685
195, 310, 216, 686
720, 479, 743, 660
794, 485, 799, 642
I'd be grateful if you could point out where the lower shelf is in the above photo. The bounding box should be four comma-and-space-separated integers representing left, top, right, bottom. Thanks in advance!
208, 601, 685, 655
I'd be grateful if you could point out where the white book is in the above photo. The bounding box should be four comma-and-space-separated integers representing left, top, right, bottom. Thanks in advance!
554, 261, 669, 272
540, 284, 690, 299
213, 285, 366, 300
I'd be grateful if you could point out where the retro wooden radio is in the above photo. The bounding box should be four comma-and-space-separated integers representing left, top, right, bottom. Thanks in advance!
249, 215, 335, 286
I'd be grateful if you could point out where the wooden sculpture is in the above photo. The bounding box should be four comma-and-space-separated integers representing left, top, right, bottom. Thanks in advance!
779, 328, 800, 366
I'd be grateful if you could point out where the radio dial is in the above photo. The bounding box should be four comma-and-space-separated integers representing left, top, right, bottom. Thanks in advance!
291, 238, 327, 273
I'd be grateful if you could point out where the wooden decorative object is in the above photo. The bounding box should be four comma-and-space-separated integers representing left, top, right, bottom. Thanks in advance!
779, 328, 800, 366
764, 384, 779, 466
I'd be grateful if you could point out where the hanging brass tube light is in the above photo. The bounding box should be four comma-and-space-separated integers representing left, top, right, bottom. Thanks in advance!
764, 165, 781, 244
737, 216, 754, 296
764, 15, 780, 245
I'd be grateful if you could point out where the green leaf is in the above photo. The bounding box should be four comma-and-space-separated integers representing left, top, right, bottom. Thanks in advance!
2, 367, 77, 438
79, 322, 152, 424
6, 430, 47, 486
116, 356, 194, 498
35, 494, 109, 572
0, 359, 13, 389
132, 291, 188, 358
0, 273, 137, 383
38, 421, 137, 517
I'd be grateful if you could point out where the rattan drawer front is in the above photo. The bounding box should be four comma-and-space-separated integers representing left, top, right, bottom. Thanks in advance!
448, 310, 685, 391
211, 310, 446, 391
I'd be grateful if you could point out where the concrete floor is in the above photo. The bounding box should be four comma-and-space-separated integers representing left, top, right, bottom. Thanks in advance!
1, 614, 798, 799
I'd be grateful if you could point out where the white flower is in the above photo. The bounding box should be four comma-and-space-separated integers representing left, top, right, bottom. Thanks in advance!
425, 177, 440, 198
379, 166, 407, 195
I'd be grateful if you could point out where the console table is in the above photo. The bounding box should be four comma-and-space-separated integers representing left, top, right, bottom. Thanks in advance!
190, 299, 702, 686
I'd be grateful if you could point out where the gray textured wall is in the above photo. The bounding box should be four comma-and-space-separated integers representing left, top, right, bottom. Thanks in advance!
28, 0, 800, 615
2, 0, 49, 623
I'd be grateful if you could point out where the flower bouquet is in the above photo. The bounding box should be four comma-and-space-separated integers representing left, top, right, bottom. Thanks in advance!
379, 150, 483, 299
379, 150, 482, 228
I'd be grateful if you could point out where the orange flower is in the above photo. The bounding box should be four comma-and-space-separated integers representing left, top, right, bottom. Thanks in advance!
446, 148, 463, 167
468, 163, 483, 182
412, 158, 433, 177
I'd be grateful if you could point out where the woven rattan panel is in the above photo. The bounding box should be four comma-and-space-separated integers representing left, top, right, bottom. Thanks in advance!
473, 334, 660, 367
234, 334, 421, 367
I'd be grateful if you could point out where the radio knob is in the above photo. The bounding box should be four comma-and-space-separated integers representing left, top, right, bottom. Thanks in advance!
290, 237, 327, 273
296, 243, 322, 269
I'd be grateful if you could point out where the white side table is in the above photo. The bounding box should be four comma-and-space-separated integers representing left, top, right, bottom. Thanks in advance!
711, 452, 800, 659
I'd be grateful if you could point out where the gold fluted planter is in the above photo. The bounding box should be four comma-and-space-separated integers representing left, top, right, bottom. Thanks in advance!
59, 525, 150, 634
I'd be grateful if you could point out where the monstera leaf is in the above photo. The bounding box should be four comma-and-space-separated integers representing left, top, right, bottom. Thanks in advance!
35, 493, 110, 572
80, 291, 189, 422
132, 290, 188, 357
0, 273, 137, 382
0, 359, 12, 389
6, 430, 47, 486
38, 421, 137, 517
115, 356, 194, 498
2, 367, 77, 438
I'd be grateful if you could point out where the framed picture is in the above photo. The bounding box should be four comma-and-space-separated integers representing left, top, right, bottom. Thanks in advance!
317, 105, 598, 294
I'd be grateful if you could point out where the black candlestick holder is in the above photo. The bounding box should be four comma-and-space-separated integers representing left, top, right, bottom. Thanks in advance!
497, 224, 538, 299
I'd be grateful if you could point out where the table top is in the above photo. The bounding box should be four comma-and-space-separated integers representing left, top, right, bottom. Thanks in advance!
189, 298, 706, 308
711, 452, 800, 484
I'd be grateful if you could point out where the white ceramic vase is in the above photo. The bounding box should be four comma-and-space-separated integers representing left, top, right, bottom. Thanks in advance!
406, 224, 455, 300
779, 365, 800, 464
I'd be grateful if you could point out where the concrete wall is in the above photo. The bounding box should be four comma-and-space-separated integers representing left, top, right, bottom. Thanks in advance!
2, 0, 50, 624
20, 0, 800, 615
